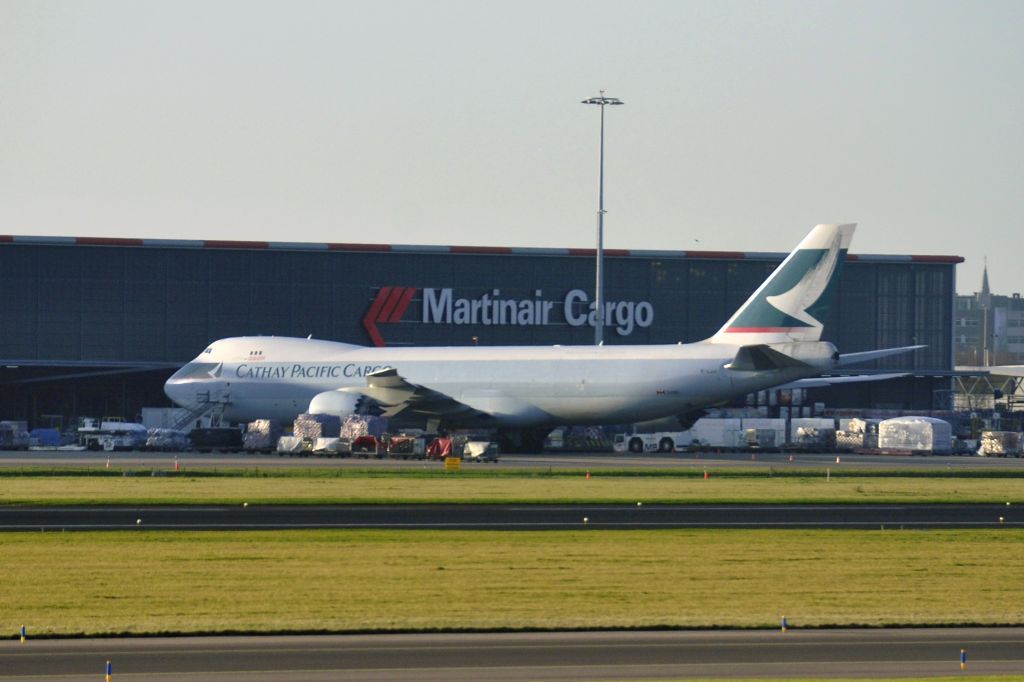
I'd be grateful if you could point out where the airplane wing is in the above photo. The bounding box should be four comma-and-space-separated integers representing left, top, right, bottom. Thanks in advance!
776, 372, 908, 389
836, 345, 925, 366
340, 368, 489, 421
969, 364, 1024, 378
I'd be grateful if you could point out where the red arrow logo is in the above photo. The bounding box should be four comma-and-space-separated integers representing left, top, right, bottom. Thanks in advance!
363, 287, 417, 347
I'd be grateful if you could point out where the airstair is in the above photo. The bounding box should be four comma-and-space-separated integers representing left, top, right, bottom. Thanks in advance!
169, 391, 226, 431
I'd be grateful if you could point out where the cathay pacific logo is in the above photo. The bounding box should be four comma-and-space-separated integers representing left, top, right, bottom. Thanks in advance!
725, 234, 846, 333
763, 233, 841, 329
362, 286, 654, 346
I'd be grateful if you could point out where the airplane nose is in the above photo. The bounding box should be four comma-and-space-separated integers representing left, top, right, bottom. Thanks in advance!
164, 370, 190, 408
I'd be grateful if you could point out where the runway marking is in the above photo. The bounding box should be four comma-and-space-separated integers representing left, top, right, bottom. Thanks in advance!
4, 636, 1019, 656
6, 658, 1024, 680
1, 504, 1012, 512
2, 522, 1021, 531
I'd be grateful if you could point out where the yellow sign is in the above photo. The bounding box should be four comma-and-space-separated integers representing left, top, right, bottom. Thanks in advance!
444, 456, 462, 472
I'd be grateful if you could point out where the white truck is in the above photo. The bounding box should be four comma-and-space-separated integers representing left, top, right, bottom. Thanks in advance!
614, 417, 789, 453
78, 418, 148, 451
614, 431, 694, 453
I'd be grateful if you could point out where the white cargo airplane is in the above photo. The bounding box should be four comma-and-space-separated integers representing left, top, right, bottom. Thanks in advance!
165, 224, 919, 450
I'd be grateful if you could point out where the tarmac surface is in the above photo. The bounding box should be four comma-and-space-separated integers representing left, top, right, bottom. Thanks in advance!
2, 628, 1022, 681
1, 502, 1021, 530
2, 449, 1024, 470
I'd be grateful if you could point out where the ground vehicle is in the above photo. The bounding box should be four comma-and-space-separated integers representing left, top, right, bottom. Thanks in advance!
78, 418, 148, 451
613, 432, 685, 453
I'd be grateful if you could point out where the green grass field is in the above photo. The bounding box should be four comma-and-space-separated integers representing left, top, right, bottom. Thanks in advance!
3, 529, 1023, 636
0, 469, 1022, 505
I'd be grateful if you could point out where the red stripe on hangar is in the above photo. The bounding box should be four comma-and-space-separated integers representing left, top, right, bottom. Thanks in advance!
204, 240, 270, 249
567, 248, 631, 257
912, 255, 965, 263
76, 237, 144, 246
449, 245, 514, 255
328, 243, 393, 252
685, 250, 745, 259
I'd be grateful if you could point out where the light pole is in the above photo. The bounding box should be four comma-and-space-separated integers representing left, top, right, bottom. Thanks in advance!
582, 91, 624, 346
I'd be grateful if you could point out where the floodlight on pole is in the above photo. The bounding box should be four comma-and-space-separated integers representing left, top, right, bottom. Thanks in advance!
582, 91, 624, 346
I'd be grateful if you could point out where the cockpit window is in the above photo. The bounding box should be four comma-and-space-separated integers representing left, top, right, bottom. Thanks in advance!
169, 362, 223, 380
203, 348, 213, 354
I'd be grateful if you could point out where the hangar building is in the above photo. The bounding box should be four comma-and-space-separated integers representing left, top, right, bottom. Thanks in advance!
0, 234, 962, 427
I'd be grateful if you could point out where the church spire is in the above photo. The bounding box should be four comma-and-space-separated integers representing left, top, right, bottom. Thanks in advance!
980, 258, 991, 308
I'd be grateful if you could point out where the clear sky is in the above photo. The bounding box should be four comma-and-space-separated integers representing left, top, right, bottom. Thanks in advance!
2, 0, 1021, 295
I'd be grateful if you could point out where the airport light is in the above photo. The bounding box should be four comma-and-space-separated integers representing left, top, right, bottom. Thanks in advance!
582, 91, 624, 346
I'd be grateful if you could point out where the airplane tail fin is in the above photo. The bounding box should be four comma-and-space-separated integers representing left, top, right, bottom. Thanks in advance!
712, 223, 855, 344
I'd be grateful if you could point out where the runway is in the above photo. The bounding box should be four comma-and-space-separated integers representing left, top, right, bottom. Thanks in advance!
1, 503, 1020, 530
2, 628, 1022, 681
3, 449, 1023, 470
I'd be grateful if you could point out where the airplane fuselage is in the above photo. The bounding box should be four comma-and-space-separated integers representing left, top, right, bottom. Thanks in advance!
165, 336, 823, 427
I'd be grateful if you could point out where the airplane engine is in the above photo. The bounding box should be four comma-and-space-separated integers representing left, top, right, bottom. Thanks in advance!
307, 390, 360, 418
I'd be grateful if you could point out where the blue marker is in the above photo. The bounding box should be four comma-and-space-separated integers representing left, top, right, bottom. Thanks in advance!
106, 660, 112, 682
960, 649, 966, 671
20, 625, 25, 643
781, 616, 788, 632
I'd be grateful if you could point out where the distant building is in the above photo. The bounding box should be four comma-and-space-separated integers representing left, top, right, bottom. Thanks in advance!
955, 265, 1024, 366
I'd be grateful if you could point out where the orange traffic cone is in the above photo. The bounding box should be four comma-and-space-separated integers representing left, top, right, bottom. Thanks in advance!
585, 471, 591, 480
703, 469, 709, 480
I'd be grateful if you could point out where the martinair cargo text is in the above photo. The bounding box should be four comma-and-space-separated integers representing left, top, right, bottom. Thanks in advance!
165, 224, 919, 450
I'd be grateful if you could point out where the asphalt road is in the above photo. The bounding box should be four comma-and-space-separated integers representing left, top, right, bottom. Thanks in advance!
1, 503, 1021, 530
2, 628, 1022, 681
2, 449, 1023, 470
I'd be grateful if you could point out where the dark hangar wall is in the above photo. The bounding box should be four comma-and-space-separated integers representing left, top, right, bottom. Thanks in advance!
0, 242, 956, 365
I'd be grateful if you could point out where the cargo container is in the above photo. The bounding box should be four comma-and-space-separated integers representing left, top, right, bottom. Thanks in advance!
789, 418, 836, 449
978, 431, 1022, 457
243, 419, 283, 453
877, 417, 952, 454
0, 421, 30, 450
312, 437, 351, 456
145, 428, 191, 451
